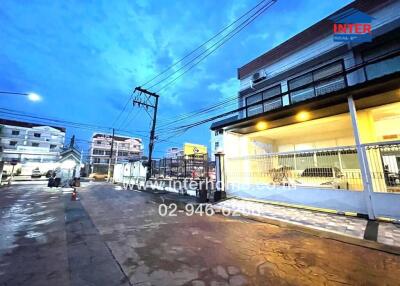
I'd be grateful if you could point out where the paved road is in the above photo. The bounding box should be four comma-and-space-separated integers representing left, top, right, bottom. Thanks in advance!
1, 183, 400, 285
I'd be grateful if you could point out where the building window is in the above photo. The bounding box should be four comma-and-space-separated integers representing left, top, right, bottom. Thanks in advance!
34, 133, 41, 138
94, 158, 100, 163
12, 130, 20, 135
215, 142, 220, 148
215, 129, 223, 136
50, 144, 57, 149
9, 141, 17, 146
246, 94, 263, 116
96, 140, 102, 145
93, 149, 104, 155
362, 41, 400, 81
288, 61, 345, 104
245, 85, 282, 117
32, 142, 40, 147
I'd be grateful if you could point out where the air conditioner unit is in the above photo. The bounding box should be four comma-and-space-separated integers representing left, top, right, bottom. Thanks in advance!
252, 70, 266, 84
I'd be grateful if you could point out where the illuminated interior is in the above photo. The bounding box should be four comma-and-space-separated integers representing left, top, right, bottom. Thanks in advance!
224, 101, 400, 192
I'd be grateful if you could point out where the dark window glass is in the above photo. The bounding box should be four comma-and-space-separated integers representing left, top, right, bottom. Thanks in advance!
246, 93, 263, 116
12, 130, 20, 135
34, 133, 41, 138
93, 149, 104, 155
245, 85, 282, 117
32, 142, 40, 147
315, 77, 346, 96
246, 93, 262, 105
262, 85, 281, 100
9, 141, 17, 146
263, 97, 282, 112
290, 87, 315, 103
313, 62, 343, 81
288, 61, 345, 104
50, 144, 57, 149
363, 41, 400, 80
288, 73, 312, 90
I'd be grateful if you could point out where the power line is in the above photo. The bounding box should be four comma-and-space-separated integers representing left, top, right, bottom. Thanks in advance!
0, 108, 149, 138
111, 0, 273, 130
141, 0, 273, 88
150, 0, 277, 91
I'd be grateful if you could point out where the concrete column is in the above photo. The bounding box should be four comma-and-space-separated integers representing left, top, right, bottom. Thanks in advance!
348, 95, 376, 219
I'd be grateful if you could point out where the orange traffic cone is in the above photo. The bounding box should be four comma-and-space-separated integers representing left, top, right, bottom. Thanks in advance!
71, 189, 78, 201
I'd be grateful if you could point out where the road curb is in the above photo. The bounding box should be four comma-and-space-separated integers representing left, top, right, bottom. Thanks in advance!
213, 208, 400, 256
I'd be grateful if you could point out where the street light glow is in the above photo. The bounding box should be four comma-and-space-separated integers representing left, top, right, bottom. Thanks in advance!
27, 92, 42, 102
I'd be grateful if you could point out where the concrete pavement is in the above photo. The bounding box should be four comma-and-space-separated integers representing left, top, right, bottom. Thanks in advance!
1, 182, 400, 285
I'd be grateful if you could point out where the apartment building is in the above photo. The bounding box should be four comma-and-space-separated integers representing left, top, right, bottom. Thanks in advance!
211, 0, 400, 220
166, 147, 184, 159
0, 118, 65, 163
89, 133, 143, 174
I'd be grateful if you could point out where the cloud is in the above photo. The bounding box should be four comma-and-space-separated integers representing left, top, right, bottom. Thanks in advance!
0, 0, 353, 154
208, 77, 239, 112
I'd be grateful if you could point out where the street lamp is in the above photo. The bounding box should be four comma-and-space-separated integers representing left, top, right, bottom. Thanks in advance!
0, 91, 42, 102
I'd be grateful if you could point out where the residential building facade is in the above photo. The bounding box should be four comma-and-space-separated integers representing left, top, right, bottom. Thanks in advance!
211, 0, 400, 220
89, 133, 143, 174
0, 118, 65, 163
166, 147, 184, 159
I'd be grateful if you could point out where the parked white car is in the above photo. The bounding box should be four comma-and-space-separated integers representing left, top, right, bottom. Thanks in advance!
291, 167, 348, 190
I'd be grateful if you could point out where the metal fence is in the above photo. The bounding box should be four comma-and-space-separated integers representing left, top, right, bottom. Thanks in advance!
151, 154, 215, 180
225, 141, 400, 193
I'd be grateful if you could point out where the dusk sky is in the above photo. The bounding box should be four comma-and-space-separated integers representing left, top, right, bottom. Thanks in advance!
0, 0, 352, 158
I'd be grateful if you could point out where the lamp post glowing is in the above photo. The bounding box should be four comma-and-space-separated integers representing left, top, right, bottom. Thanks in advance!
0, 91, 42, 102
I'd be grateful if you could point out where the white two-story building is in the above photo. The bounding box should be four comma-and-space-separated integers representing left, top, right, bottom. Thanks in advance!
211, 0, 400, 220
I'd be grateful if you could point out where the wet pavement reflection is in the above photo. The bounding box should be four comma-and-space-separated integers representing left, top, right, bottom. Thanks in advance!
0, 182, 399, 286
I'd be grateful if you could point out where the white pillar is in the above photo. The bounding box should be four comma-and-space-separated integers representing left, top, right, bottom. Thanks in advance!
348, 95, 376, 219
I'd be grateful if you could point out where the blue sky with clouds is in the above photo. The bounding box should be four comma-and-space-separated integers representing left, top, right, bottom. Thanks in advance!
0, 0, 351, 158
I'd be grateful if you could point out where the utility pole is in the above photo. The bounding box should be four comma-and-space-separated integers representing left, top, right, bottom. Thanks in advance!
132, 86, 159, 180
107, 128, 115, 182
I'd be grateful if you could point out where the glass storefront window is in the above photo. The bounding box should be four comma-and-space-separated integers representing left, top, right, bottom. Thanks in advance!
295, 153, 314, 170
340, 150, 359, 169
316, 151, 340, 168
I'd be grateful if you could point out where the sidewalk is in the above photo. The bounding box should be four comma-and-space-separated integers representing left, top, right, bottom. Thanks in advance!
213, 198, 400, 249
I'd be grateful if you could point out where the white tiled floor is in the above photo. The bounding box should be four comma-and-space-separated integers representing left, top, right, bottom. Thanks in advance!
213, 198, 400, 248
